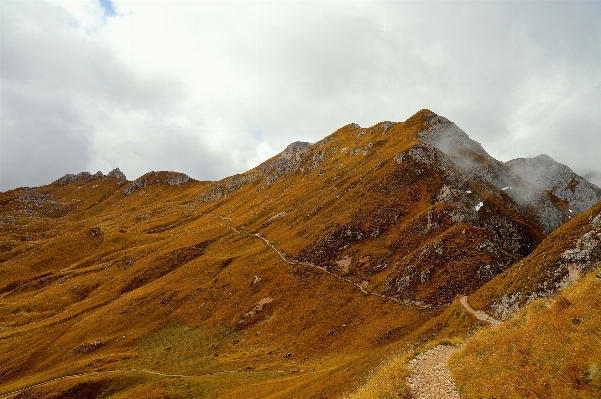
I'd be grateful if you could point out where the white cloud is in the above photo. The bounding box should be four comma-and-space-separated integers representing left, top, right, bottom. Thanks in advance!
1, 0, 601, 191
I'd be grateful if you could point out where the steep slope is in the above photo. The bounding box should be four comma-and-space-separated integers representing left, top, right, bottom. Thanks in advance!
468, 199, 601, 320
507, 154, 601, 214
449, 258, 601, 399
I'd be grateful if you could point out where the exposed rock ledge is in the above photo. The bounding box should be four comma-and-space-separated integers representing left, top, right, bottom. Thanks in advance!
56, 168, 127, 186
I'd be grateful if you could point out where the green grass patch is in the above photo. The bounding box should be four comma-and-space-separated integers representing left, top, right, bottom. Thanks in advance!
125, 319, 240, 375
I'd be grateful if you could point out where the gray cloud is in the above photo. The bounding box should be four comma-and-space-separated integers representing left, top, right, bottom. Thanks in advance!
2, 1, 601, 192
582, 170, 601, 188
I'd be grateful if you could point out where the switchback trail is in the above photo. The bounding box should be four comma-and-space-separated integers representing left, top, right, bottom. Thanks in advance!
459, 296, 502, 326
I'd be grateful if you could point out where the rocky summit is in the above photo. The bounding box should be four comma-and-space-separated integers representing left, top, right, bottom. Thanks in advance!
0, 109, 600, 398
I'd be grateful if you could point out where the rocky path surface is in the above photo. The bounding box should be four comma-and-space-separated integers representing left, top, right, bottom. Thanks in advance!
460, 296, 502, 326
405, 298, 502, 398
407, 345, 461, 399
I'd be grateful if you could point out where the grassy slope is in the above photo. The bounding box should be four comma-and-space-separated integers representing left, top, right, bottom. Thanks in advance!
0, 109, 559, 398
449, 263, 601, 398
469, 200, 601, 317
0, 138, 441, 397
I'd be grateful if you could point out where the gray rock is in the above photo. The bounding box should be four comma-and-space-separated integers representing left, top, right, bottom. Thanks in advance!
57, 171, 92, 185
199, 173, 258, 202
418, 112, 490, 159
506, 154, 601, 214
107, 168, 127, 184
258, 141, 312, 186
165, 174, 190, 186
416, 112, 571, 234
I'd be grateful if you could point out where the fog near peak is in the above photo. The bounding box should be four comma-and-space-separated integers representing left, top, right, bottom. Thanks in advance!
2, 1, 601, 191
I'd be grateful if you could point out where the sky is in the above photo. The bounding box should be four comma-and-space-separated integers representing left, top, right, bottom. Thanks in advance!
1, 0, 601, 191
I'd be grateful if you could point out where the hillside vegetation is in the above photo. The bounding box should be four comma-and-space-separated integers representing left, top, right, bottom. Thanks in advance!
1, 109, 599, 398
450, 263, 601, 398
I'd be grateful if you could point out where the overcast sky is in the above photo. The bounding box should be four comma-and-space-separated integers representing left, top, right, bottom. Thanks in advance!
1, 0, 600, 191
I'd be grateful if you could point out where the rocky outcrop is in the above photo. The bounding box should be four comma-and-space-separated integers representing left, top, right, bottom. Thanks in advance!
123, 171, 192, 195
506, 154, 601, 214
487, 209, 601, 320
57, 172, 94, 185
123, 179, 148, 196
106, 168, 127, 185
56, 168, 128, 186
560, 212, 601, 283
199, 173, 259, 202
258, 141, 312, 186
72, 340, 103, 354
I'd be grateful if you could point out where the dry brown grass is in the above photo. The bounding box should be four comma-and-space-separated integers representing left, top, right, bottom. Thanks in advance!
0, 109, 562, 397
469, 200, 601, 316
450, 264, 601, 399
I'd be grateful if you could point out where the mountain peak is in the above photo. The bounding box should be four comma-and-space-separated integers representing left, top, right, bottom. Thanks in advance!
506, 155, 601, 213
415, 112, 490, 159
533, 153, 555, 163
283, 141, 312, 154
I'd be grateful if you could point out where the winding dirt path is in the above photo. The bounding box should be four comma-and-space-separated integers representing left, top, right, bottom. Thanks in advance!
459, 296, 502, 326
406, 298, 501, 398
407, 345, 461, 399
221, 223, 431, 308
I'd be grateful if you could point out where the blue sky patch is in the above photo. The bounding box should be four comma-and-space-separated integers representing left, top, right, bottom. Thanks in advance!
99, 0, 116, 17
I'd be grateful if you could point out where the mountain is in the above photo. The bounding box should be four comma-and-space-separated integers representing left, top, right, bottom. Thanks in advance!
0, 109, 599, 398
450, 199, 601, 398
506, 154, 601, 214
197, 109, 551, 306
468, 197, 601, 320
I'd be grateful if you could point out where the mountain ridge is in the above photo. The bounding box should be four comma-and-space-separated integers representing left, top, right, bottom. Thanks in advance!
1, 109, 600, 398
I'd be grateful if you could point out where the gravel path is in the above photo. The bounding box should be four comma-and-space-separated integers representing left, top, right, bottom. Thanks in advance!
460, 296, 502, 326
407, 345, 461, 399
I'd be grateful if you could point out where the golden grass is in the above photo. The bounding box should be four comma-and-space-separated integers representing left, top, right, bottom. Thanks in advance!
0, 109, 563, 398
126, 319, 239, 374
449, 265, 601, 399
470, 200, 601, 314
